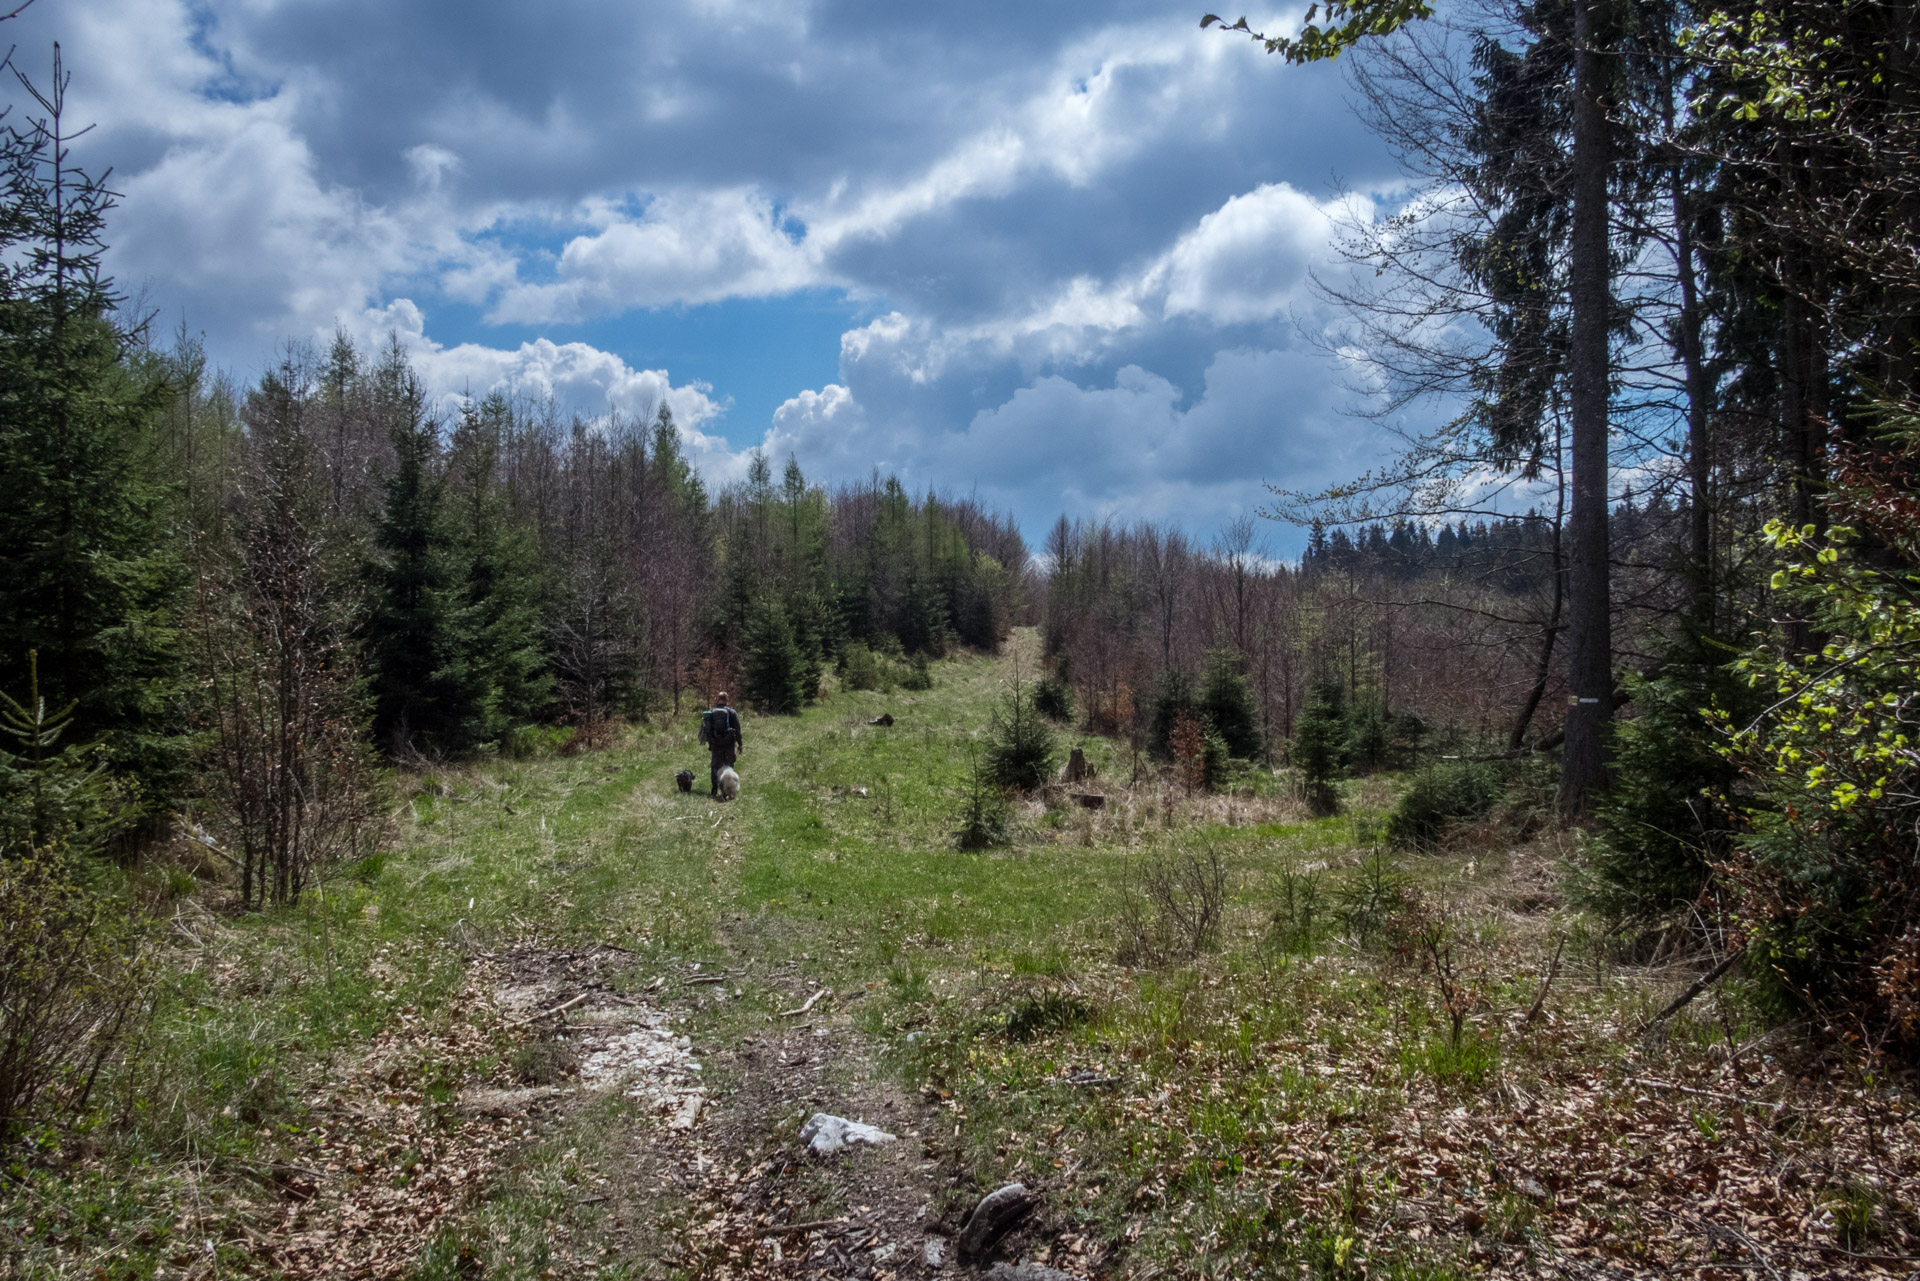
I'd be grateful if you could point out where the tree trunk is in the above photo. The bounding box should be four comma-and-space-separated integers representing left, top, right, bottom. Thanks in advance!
1509, 565, 1564, 751
1558, 0, 1614, 822
1782, 292, 1814, 534
1672, 167, 1714, 631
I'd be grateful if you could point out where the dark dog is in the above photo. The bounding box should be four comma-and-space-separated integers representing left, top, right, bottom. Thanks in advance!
675, 769, 695, 793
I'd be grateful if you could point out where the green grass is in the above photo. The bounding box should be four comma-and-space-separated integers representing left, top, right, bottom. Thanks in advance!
7, 630, 1899, 1279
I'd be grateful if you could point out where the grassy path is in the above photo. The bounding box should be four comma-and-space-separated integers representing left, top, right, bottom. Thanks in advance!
8, 631, 1916, 1279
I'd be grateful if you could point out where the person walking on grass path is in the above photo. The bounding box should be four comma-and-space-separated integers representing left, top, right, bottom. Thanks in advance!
699, 691, 743, 799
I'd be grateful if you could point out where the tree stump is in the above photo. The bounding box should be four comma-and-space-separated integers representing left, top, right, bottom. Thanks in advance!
958, 1183, 1034, 1259
1063, 748, 1094, 783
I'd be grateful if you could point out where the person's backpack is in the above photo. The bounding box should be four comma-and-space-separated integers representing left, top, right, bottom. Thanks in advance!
701, 706, 738, 748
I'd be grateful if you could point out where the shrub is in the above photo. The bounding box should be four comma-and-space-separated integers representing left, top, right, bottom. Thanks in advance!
1116, 845, 1229, 965
1387, 761, 1502, 848
501, 723, 574, 759
1033, 673, 1074, 722
0, 848, 148, 1137
1002, 990, 1093, 1041
1266, 863, 1325, 957
984, 677, 1056, 791
838, 641, 889, 693
1713, 510, 1920, 1045
1335, 849, 1407, 945
1588, 644, 1753, 922
1170, 709, 1230, 793
0, 653, 141, 858
1170, 710, 1207, 794
901, 652, 934, 691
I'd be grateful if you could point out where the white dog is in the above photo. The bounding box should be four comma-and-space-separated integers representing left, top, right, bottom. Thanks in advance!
716, 766, 740, 801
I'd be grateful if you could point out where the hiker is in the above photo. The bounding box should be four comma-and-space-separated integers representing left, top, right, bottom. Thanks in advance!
698, 691, 743, 798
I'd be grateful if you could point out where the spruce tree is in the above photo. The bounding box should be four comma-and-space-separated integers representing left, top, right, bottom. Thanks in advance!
1148, 667, 1198, 760
985, 675, 1057, 791
365, 371, 466, 754
446, 397, 550, 743
0, 53, 185, 805
1292, 678, 1348, 811
1198, 650, 1262, 759
741, 599, 806, 714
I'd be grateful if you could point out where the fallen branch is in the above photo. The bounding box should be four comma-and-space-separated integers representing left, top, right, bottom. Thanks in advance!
174, 815, 244, 868
1702, 1220, 1784, 1281
232, 1161, 326, 1188
1710, 1023, 1803, 1083
1818, 1244, 1920, 1267
507, 992, 591, 1026
780, 988, 830, 1017
1641, 948, 1742, 1038
1524, 936, 1566, 1025
1627, 1077, 1785, 1112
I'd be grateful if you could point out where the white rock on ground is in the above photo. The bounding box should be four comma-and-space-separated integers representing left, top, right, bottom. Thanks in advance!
798, 1112, 897, 1154
985, 1265, 1081, 1281
572, 1008, 705, 1122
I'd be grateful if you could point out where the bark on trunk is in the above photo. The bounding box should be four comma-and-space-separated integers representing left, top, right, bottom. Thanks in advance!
1509, 564, 1564, 752
1558, 0, 1614, 822
1672, 169, 1714, 630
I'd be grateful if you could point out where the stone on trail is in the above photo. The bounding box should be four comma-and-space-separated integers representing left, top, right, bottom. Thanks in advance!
1510, 1172, 1550, 1201
922, 1238, 948, 1270
667, 1091, 704, 1130
986, 1265, 1081, 1281
958, 1182, 1035, 1259
798, 1112, 897, 1154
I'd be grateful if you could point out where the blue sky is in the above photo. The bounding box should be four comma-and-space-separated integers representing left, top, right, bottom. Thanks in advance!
12, 0, 1418, 549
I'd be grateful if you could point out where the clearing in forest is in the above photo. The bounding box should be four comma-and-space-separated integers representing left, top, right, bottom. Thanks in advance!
9, 632, 1915, 1280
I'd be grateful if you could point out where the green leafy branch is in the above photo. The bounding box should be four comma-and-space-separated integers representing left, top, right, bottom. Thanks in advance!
1202, 3, 1434, 65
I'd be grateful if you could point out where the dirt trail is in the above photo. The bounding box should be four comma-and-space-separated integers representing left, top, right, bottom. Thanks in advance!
480, 939, 1040, 1280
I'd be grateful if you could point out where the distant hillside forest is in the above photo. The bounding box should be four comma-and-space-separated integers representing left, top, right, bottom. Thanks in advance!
4, 312, 1027, 775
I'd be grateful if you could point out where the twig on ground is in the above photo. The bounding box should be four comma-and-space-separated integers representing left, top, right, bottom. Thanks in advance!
1626, 1077, 1785, 1111
780, 988, 830, 1017
1525, 935, 1566, 1025
1710, 1024, 1802, 1082
1702, 1220, 1784, 1281
507, 992, 591, 1025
